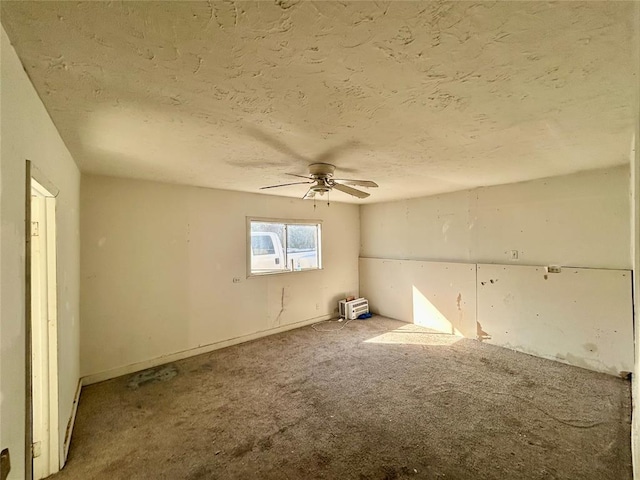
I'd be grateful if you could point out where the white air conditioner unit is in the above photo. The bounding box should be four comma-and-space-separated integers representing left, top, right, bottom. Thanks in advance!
338, 298, 369, 320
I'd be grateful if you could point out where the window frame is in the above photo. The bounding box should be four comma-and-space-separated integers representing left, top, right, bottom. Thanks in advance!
246, 217, 323, 277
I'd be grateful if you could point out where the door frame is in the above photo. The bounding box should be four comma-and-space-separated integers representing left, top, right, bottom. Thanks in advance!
26, 161, 61, 479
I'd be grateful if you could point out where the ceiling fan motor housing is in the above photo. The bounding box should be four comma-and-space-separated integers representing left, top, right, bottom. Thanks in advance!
260, 162, 375, 199
308, 163, 336, 178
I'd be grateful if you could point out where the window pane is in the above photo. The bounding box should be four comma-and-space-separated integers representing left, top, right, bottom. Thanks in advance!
249, 220, 321, 276
250, 222, 286, 273
286, 224, 318, 270
251, 235, 274, 255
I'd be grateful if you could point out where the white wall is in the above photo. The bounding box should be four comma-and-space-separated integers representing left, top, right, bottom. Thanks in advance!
359, 256, 633, 375
80, 175, 360, 381
631, 72, 640, 480
360, 258, 477, 338
361, 166, 631, 270
360, 166, 632, 375
1, 26, 81, 479
632, 135, 640, 478
477, 263, 633, 376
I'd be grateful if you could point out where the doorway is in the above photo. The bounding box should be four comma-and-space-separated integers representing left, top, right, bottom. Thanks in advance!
30, 177, 59, 479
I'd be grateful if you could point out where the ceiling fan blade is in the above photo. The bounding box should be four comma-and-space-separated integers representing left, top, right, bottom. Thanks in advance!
333, 179, 378, 188
260, 181, 312, 190
286, 173, 313, 180
303, 189, 316, 200
332, 182, 370, 199
313, 140, 360, 164
245, 125, 308, 163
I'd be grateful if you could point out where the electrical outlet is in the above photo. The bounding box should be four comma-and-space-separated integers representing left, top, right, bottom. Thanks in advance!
315, 303, 320, 310
509, 250, 519, 260
232, 277, 241, 283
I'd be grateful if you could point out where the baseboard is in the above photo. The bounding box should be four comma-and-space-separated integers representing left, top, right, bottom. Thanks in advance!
82, 314, 332, 386
62, 377, 83, 466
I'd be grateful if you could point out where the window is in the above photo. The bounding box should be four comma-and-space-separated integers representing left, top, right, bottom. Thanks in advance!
248, 218, 322, 276
251, 234, 275, 256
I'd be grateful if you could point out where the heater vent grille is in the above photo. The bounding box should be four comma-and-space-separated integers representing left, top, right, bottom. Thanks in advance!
338, 298, 369, 320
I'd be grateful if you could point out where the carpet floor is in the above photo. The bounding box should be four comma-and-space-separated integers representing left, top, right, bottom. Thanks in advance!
50, 316, 632, 480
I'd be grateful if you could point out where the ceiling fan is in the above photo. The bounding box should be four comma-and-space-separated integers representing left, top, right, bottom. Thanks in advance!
260, 163, 378, 199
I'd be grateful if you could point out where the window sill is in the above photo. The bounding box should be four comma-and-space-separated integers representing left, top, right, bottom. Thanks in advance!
248, 268, 324, 278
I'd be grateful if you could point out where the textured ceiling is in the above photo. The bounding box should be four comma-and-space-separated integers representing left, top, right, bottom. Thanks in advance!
1, 1, 638, 203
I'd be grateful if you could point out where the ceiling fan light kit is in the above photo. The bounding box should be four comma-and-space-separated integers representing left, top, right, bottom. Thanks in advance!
260, 163, 378, 201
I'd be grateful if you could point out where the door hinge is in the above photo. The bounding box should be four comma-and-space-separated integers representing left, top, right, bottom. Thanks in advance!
31, 221, 39, 237
31, 442, 41, 458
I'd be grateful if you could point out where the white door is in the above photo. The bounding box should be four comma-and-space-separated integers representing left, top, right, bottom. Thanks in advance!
30, 179, 59, 479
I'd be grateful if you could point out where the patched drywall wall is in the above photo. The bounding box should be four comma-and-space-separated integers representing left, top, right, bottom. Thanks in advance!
80, 175, 359, 380
361, 166, 631, 270
359, 258, 633, 376
1, 2, 638, 203
477, 264, 633, 376
1, 26, 81, 478
361, 190, 473, 262
359, 167, 633, 376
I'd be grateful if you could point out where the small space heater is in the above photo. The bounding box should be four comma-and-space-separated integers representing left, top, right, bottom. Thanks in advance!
338, 298, 369, 320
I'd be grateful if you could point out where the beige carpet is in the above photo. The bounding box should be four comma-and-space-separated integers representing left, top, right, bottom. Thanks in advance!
51, 316, 631, 480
